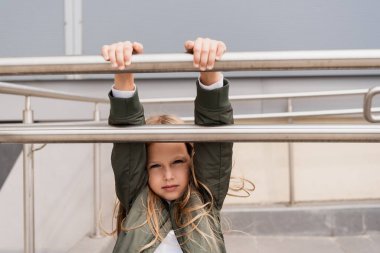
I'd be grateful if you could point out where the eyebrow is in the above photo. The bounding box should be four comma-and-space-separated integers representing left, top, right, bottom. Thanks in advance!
147, 155, 188, 165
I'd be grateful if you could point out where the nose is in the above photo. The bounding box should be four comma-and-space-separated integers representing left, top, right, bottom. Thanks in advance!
163, 167, 174, 181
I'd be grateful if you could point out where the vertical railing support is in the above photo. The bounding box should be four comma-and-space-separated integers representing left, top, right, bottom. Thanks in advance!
287, 98, 295, 205
92, 103, 102, 238
23, 96, 35, 253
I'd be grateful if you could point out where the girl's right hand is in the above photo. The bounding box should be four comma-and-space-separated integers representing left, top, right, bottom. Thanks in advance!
101, 41, 144, 70
101, 41, 144, 90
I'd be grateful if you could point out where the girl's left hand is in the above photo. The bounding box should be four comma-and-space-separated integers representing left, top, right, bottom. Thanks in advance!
184, 38, 227, 71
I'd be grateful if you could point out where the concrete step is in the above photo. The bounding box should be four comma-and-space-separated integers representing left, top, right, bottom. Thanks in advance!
68, 202, 380, 252
68, 233, 380, 253
224, 233, 380, 253
222, 202, 380, 236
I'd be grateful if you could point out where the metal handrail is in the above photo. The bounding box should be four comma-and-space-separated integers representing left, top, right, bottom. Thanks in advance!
0, 80, 369, 104
1, 124, 380, 143
2, 106, 378, 125
364, 86, 380, 123
2, 50, 380, 75
0, 81, 107, 249
0, 83, 375, 127
1, 81, 374, 122
0, 82, 108, 103
141, 88, 369, 103
232, 107, 380, 120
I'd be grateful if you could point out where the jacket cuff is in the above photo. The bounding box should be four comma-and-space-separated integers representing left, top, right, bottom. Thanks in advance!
195, 78, 230, 110
108, 89, 143, 122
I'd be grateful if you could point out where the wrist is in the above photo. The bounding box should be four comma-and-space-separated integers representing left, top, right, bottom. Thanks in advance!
199, 72, 222, 86
114, 74, 135, 91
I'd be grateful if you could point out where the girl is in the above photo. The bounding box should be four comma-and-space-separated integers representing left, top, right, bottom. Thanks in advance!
102, 38, 233, 253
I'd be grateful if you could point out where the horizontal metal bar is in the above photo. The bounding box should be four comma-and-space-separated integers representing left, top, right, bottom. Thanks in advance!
1, 106, 376, 127
179, 107, 380, 121
0, 82, 108, 103
238, 107, 380, 119
1, 80, 369, 112
0, 80, 368, 104
141, 89, 369, 104
2, 50, 380, 76
1, 124, 380, 143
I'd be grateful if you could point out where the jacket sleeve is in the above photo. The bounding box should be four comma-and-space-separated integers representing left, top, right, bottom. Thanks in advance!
193, 78, 234, 210
108, 90, 148, 214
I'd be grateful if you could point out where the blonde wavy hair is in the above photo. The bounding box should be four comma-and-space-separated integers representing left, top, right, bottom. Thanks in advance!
111, 115, 254, 252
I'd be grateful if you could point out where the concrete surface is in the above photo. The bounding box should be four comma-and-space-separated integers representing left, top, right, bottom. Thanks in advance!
222, 202, 380, 236
224, 233, 380, 253
69, 233, 380, 253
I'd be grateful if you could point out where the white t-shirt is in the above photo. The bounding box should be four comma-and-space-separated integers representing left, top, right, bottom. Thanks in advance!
154, 230, 182, 253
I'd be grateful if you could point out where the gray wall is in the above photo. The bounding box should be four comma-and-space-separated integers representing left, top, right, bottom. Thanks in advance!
0, 0, 64, 57
1, 0, 380, 58
1, 0, 380, 121
83, 0, 380, 54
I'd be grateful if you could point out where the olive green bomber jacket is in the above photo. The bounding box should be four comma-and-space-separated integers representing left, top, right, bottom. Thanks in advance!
108, 79, 234, 253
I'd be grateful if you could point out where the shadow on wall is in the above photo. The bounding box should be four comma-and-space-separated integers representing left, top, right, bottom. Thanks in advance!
0, 144, 22, 190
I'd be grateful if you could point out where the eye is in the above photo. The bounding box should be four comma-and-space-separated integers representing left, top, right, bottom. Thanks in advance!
149, 164, 161, 169
173, 159, 185, 164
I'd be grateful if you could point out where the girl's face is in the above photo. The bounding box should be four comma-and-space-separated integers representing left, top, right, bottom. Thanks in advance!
147, 143, 191, 201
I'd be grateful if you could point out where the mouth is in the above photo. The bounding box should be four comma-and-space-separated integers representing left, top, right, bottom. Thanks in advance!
162, 185, 179, 192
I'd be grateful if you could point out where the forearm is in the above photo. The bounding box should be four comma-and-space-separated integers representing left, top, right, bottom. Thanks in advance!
199, 72, 222, 86
114, 73, 135, 91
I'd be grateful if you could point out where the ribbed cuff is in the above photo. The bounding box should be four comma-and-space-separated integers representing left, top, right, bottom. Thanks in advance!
195, 78, 230, 110
111, 84, 136, 98
198, 74, 224, 90
108, 89, 143, 119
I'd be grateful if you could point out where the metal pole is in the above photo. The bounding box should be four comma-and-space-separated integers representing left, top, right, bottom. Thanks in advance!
92, 103, 102, 238
2, 124, 380, 143
287, 98, 295, 205
2, 50, 380, 75
0, 82, 108, 104
22, 96, 35, 253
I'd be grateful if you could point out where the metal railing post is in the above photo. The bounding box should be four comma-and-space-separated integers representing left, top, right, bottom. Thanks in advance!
92, 103, 102, 238
287, 98, 295, 205
364, 86, 380, 123
22, 96, 35, 253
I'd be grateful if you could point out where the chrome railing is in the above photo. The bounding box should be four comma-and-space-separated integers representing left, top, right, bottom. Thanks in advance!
2, 50, 380, 75
3, 82, 379, 121
2, 124, 380, 143
1, 50, 380, 253
364, 86, 380, 122
0, 81, 108, 252
0, 82, 108, 103
141, 88, 370, 104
